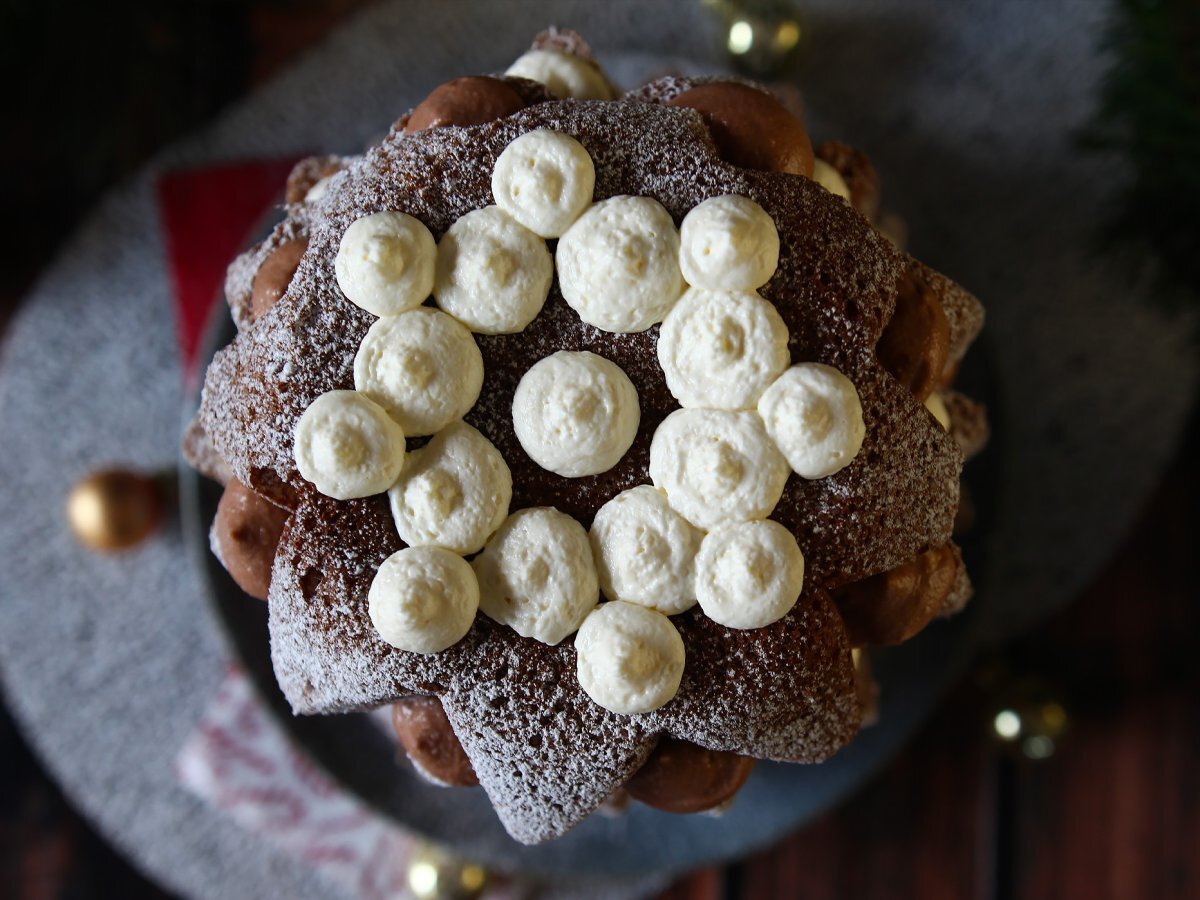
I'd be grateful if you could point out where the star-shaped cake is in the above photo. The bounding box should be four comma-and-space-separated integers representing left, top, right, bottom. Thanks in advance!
190, 30, 987, 844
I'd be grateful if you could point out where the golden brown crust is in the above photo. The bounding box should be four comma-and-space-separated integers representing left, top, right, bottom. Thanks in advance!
405, 76, 526, 134
834, 544, 960, 647
876, 265, 951, 401
815, 140, 880, 220
625, 738, 755, 814
222, 215, 311, 332
182, 416, 232, 485
390, 698, 758, 811
667, 82, 815, 177
391, 697, 478, 787
249, 238, 308, 324
916, 261, 985, 369
212, 478, 289, 601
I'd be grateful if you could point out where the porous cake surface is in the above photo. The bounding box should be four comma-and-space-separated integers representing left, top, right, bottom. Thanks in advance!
198, 82, 982, 842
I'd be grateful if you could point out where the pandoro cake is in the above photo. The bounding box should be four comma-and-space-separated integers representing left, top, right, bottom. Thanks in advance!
188, 28, 987, 844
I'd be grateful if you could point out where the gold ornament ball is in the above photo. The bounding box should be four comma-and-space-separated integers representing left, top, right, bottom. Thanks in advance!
67, 470, 164, 552
989, 696, 1070, 761
406, 842, 488, 900
704, 0, 804, 75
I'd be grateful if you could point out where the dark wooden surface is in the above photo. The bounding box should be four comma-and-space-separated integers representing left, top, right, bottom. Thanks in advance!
1, 3, 1196, 897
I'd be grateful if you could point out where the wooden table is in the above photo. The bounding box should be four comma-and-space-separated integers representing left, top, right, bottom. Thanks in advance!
2, 3, 1196, 896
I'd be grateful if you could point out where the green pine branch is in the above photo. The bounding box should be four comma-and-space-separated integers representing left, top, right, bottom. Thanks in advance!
1081, 0, 1200, 309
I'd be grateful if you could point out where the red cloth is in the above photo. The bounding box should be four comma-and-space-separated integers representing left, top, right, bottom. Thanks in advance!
157, 158, 299, 379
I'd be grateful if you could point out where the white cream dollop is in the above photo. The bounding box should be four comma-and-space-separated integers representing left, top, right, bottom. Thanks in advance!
334, 211, 436, 316
293, 390, 405, 500
694, 520, 804, 629
472, 507, 599, 645
924, 391, 951, 431
589, 485, 701, 615
505, 49, 613, 101
657, 287, 790, 410
756, 363, 865, 479
353, 308, 483, 437
556, 195, 684, 333
575, 601, 685, 715
388, 422, 512, 556
368, 546, 479, 654
678, 195, 780, 291
304, 175, 333, 203
649, 408, 789, 531
812, 159, 852, 202
512, 351, 640, 477
433, 205, 553, 334
492, 130, 595, 239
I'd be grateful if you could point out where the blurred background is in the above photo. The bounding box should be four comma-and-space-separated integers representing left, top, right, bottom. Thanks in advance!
1, 0, 1196, 897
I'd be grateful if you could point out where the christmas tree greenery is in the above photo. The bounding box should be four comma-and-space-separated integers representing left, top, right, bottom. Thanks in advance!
1082, 0, 1200, 308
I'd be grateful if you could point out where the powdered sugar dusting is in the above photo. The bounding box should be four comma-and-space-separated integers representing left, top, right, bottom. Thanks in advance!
224, 213, 312, 331
268, 493, 467, 710
198, 82, 985, 844
441, 617, 657, 844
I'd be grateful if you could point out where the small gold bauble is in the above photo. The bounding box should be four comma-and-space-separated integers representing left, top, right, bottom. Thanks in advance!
704, 0, 804, 75
406, 842, 488, 900
66, 469, 164, 552
986, 675, 1070, 761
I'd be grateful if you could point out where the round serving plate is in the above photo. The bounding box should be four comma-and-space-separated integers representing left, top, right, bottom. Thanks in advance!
181, 288, 1002, 878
